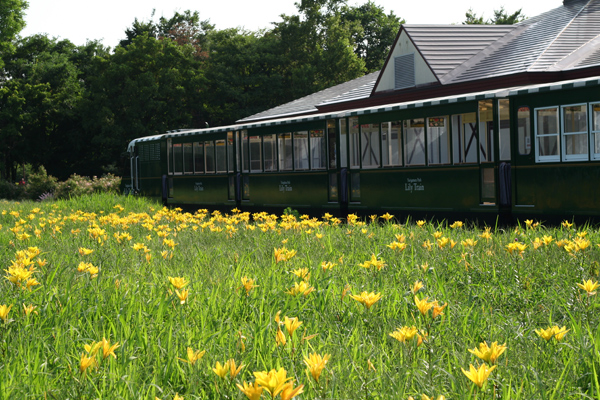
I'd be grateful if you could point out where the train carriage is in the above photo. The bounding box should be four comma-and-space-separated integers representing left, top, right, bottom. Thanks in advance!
125, 0, 600, 220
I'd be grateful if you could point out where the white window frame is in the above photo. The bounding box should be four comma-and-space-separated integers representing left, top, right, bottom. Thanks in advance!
561, 103, 588, 162
589, 102, 600, 160
534, 106, 560, 163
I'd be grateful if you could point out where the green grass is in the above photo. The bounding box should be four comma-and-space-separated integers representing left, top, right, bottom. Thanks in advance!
1, 194, 599, 399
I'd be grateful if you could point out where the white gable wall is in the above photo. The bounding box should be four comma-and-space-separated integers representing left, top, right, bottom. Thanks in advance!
375, 30, 438, 93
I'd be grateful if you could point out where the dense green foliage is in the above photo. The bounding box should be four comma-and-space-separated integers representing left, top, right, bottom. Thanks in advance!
1, 1, 521, 182
1, 194, 600, 399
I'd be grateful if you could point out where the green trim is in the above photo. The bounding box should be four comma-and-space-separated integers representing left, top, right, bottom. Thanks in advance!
358, 101, 477, 124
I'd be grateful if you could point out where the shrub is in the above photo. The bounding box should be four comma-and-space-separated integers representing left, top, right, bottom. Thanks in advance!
26, 166, 58, 200
55, 173, 122, 199
0, 180, 20, 200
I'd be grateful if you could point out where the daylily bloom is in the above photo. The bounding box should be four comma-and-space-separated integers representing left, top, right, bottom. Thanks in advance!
79, 352, 97, 376
100, 337, 120, 359
432, 301, 448, 319
240, 276, 258, 295
253, 368, 292, 397
0, 304, 13, 322
280, 381, 304, 400
350, 291, 382, 309
411, 281, 424, 294
536, 325, 569, 341
461, 363, 496, 388
169, 276, 188, 289
237, 381, 263, 400
179, 347, 205, 365
175, 289, 189, 304
414, 296, 435, 316
304, 352, 331, 383
468, 341, 507, 364
577, 279, 599, 295
228, 359, 244, 379
284, 316, 302, 337
213, 361, 230, 378
389, 326, 418, 343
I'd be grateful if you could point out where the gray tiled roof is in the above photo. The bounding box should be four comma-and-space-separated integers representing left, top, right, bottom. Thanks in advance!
238, 71, 379, 122
403, 25, 515, 78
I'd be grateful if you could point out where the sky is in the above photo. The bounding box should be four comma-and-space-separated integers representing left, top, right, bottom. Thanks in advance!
21, 0, 564, 49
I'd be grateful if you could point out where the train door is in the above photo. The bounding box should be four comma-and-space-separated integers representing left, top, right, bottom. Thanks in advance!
226, 131, 239, 206
236, 130, 250, 204
328, 118, 349, 213
511, 106, 535, 208
478, 100, 497, 205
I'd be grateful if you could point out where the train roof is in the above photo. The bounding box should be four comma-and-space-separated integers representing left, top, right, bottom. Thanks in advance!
128, 74, 600, 151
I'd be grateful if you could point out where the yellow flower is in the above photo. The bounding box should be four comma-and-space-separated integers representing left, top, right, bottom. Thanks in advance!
280, 381, 304, 400
304, 352, 331, 383
237, 381, 263, 400
253, 368, 292, 397
387, 241, 407, 251
291, 268, 310, 280
286, 281, 315, 296
228, 359, 244, 379
284, 316, 303, 337
175, 289, 189, 304
577, 279, 600, 295
276, 327, 287, 347
179, 347, 206, 365
100, 337, 120, 359
240, 276, 258, 295
416, 220, 426, 227
78, 247, 94, 256
411, 281, 424, 294
169, 276, 188, 289
358, 254, 386, 270
213, 361, 230, 378
450, 221, 463, 229
414, 296, 434, 316
536, 325, 569, 341
432, 301, 448, 319
562, 220, 573, 228
381, 212, 394, 221
389, 326, 418, 343
461, 238, 478, 248
0, 304, 13, 322
321, 261, 336, 270
461, 363, 496, 388
350, 291, 382, 309
468, 341, 507, 364
79, 352, 97, 376
274, 247, 297, 263
23, 304, 37, 316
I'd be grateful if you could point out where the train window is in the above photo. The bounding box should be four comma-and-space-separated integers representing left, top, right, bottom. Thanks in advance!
263, 134, 277, 171
535, 107, 559, 162
427, 116, 449, 165
591, 103, 600, 160
183, 143, 193, 174
349, 117, 360, 169
452, 113, 477, 164
361, 123, 380, 168
404, 118, 425, 166
194, 142, 204, 173
561, 104, 588, 161
241, 130, 249, 173
227, 132, 235, 172
327, 120, 337, 169
478, 100, 494, 162
382, 121, 402, 166
294, 131, 309, 170
249, 136, 262, 172
498, 100, 511, 160
278, 133, 293, 170
205, 141, 215, 173
216, 139, 227, 173
167, 139, 172, 174
173, 143, 183, 174
339, 119, 348, 168
517, 107, 531, 155
310, 129, 327, 170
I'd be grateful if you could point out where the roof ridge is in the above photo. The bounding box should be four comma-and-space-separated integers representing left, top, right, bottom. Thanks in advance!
528, 0, 593, 71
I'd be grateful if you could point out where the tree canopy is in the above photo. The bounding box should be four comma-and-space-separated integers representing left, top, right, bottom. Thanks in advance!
464, 7, 526, 25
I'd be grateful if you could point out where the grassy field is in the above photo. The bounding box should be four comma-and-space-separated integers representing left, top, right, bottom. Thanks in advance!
1, 193, 599, 399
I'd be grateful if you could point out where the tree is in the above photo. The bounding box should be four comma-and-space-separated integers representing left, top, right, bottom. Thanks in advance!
0, 0, 28, 70
463, 7, 525, 25
341, 1, 403, 72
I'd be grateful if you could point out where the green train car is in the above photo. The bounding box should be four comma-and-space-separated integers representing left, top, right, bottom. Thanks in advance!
124, 0, 600, 220
125, 76, 600, 220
